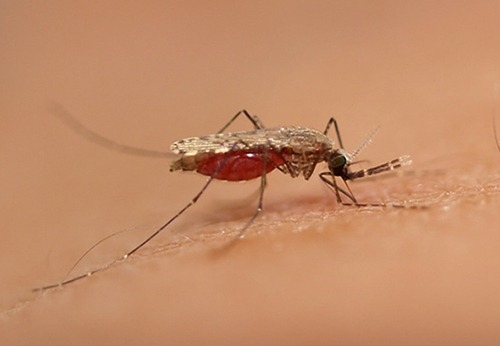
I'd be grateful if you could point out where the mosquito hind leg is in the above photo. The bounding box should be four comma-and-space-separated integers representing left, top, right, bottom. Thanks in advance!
217, 109, 265, 133
34, 141, 256, 291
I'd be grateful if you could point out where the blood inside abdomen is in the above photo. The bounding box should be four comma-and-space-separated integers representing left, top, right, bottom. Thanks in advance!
196, 150, 285, 181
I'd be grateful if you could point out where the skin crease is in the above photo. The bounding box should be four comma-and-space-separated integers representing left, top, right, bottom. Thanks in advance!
1, 2, 500, 345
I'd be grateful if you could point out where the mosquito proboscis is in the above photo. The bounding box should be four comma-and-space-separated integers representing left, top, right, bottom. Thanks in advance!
35, 105, 412, 291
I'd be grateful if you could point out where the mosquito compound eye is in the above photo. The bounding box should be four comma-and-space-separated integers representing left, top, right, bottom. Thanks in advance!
328, 153, 348, 177
331, 154, 347, 168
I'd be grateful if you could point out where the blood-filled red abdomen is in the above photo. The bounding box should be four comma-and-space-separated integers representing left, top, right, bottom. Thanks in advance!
196, 150, 285, 181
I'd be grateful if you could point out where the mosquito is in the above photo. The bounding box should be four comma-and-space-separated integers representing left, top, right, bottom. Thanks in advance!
36, 105, 412, 291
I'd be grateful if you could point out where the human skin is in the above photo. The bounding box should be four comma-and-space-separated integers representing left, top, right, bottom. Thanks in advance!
1, 2, 500, 345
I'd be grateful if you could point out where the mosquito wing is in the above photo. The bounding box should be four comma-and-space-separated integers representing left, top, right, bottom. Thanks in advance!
170, 127, 333, 155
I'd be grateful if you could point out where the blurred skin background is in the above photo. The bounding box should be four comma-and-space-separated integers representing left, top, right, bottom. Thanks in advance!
1, 1, 499, 344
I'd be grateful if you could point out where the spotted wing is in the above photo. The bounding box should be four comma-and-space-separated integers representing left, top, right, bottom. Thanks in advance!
170, 127, 332, 155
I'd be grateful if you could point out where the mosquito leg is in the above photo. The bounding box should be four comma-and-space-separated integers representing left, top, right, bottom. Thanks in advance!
341, 178, 359, 204
33, 172, 220, 291
235, 139, 271, 239
217, 109, 265, 133
128, 139, 257, 257
323, 117, 344, 149
250, 114, 266, 130
105, 140, 253, 257
236, 172, 266, 239
337, 178, 395, 208
319, 172, 396, 208
35, 140, 256, 291
124, 177, 216, 258
330, 174, 344, 203
319, 172, 358, 204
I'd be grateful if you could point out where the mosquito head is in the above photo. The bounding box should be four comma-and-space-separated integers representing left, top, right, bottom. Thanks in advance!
327, 149, 351, 178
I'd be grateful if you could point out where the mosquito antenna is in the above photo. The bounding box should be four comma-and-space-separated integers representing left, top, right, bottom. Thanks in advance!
350, 125, 380, 160
48, 103, 173, 159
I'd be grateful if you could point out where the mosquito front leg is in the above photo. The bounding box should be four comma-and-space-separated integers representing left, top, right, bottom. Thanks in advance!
319, 172, 397, 208
217, 109, 266, 133
319, 172, 358, 205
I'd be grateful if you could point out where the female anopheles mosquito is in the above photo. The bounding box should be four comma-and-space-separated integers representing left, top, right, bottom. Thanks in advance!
36, 105, 411, 290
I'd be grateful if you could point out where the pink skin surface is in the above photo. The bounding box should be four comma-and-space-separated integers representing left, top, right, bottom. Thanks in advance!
1, 2, 500, 345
